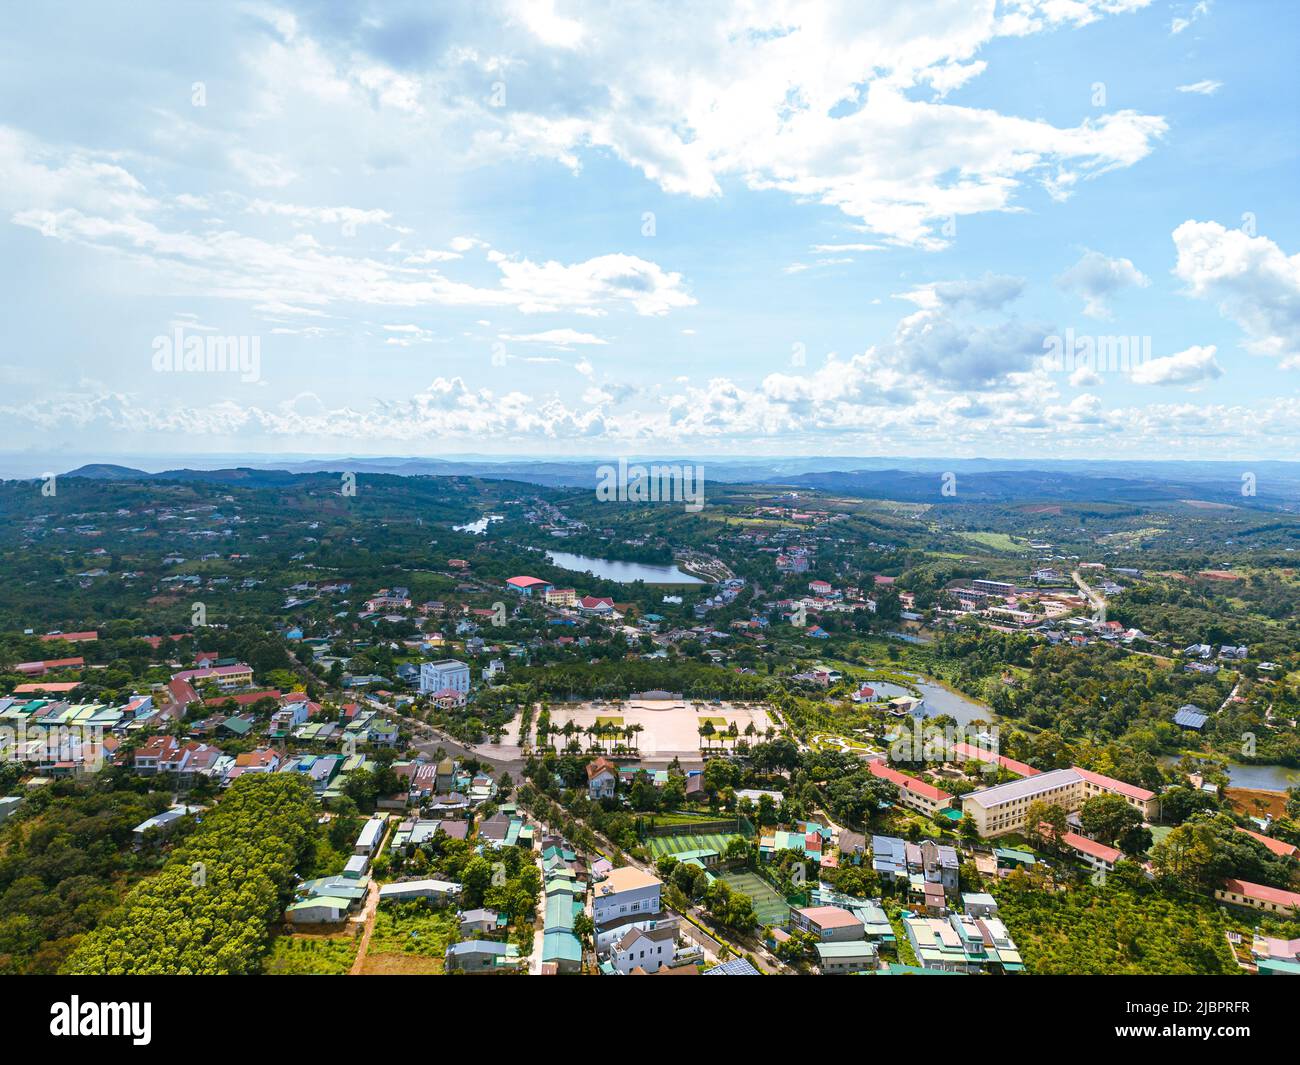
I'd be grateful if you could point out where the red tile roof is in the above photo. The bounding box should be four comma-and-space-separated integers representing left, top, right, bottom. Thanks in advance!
952, 741, 1040, 778
1073, 766, 1155, 802
1060, 829, 1123, 865
1221, 879, 1300, 910
1236, 827, 1298, 859
12, 681, 80, 693
866, 759, 952, 803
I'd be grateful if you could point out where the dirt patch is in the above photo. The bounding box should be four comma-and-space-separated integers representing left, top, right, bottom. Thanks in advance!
359, 952, 443, 975
1198, 570, 1243, 581
1225, 786, 1289, 820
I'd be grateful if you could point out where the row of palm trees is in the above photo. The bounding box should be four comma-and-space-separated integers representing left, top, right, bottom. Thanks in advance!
698, 720, 777, 749
539, 719, 645, 754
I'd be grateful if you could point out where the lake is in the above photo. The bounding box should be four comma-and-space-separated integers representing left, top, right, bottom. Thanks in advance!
545, 550, 705, 585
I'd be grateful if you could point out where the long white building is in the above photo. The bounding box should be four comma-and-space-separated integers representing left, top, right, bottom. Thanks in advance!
961, 766, 1157, 838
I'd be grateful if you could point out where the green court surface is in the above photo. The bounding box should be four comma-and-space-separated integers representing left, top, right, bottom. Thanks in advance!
646, 831, 742, 860
595, 716, 625, 727
720, 870, 791, 926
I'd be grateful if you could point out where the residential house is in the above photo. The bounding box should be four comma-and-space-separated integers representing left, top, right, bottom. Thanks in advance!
816, 940, 878, 974
445, 940, 522, 973
592, 867, 662, 926
586, 756, 618, 800
609, 924, 676, 975
791, 906, 864, 943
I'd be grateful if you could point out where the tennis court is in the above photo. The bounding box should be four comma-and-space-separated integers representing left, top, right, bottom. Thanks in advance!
720, 870, 791, 926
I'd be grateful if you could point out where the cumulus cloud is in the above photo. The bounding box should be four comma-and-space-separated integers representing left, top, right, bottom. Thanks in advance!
272, 2, 1166, 249
1172, 220, 1300, 364
1056, 250, 1150, 317
1130, 344, 1223, 385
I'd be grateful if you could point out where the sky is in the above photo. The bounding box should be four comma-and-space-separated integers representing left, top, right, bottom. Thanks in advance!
1, 0, 1298, 470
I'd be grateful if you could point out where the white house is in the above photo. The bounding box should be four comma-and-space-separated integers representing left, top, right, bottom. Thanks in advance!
419, 659, 470, 695
586, 756, 618, 800
592, 867, 662, 926
355, 817, 387, 856
610, 924, 676, 974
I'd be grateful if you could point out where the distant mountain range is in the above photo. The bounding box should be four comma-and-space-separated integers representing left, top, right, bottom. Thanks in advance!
50, 455, 1300, 508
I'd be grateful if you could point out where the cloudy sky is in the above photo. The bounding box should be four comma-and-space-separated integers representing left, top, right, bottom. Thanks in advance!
2, 0, 1298, 466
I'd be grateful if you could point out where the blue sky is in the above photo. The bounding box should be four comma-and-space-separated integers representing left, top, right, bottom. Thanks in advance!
1, 0, 1298, 468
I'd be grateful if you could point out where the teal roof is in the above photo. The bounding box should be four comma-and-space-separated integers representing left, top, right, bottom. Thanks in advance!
542, 929, 582, 962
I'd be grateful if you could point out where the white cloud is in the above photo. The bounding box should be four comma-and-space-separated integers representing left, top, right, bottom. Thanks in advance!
2, 126, 695, 320
1171, 1, 1211, 34
897, 273, 1025, 311
229, 148, 298, 188
1172, 220, 1300, 364
1176, 79, 1222, 95
1130, 344, 1223, 385
498, 328, 608, 346
307, 2, 1166, 249
1056, 249, 1150, 317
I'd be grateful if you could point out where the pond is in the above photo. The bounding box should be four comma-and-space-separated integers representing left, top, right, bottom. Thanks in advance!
1158, 755, 1299, 792
545, 550, 705, 585
911, 680, 997, 729
1224, 762, 1300, 791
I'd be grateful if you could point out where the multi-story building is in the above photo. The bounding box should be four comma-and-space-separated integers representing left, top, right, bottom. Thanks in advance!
592, 867, 662, 926
961, 767, 1157, 838
419, 659, 470, 695
972, 578, 1017, 597
866, 760, 953, 818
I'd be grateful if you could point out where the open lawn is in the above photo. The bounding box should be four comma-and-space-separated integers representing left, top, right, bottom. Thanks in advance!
720, 870, 790, 927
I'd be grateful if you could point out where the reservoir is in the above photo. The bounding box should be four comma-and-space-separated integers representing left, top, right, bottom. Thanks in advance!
546, 550, 705, 585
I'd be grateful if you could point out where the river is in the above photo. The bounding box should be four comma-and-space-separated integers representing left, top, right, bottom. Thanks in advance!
545, 550, 705, 585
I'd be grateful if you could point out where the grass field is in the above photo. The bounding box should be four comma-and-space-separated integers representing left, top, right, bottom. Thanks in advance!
720, 870, 790, 926
957, 531, 1022, 552
699, 716, 728, 727
263, 931, 360, 975
369, 905, 460, 958
647, 831, 742, 859
595, 716, 624, 727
